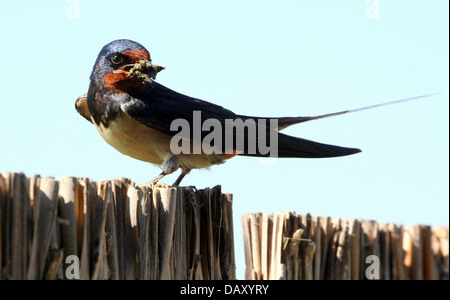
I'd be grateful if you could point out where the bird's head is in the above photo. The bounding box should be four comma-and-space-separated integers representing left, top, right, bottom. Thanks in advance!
90, 39, 164, 93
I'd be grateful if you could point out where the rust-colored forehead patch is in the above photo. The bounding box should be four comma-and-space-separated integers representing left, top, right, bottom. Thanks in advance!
122, 49, 150, 62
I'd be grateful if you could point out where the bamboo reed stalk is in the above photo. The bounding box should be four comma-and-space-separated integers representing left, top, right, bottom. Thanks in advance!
0, 172, 235, 280
27, 177, 59, 280
0, 174, 5, 280
242, 211, 449, 280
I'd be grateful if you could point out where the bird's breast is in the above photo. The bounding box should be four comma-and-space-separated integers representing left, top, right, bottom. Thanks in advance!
93, 110, 171, 165
92, 109, 239, 171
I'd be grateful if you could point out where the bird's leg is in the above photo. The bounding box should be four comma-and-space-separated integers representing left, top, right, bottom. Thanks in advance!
149, 154, 180, 186
171, 169, 191, 187
171, 173, 185, 187
149, 171, 166, 185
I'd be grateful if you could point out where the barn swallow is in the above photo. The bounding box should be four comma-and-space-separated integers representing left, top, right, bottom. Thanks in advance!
77, 39, 433, 186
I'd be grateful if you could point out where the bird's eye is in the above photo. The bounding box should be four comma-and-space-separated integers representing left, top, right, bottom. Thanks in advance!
110, 53, 123, 65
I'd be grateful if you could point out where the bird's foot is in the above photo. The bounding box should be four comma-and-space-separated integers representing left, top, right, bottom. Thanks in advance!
152, 182, 170, 189
141, 171, 168, 188
141, 181, 170, 189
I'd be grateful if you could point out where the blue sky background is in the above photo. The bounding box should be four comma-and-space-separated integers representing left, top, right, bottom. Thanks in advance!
0, 0, 448, 279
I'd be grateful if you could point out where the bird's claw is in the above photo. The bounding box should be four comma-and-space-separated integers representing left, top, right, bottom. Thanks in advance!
152, 182, 170, 189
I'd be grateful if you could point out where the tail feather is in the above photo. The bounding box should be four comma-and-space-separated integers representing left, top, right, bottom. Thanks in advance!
243, 93, 439, 131
276, 133, 361, 158
271, 112, 347, 131
239, 131, 361, 158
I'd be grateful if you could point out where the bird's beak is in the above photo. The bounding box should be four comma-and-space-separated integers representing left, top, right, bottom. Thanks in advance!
113, 60, 165, 80
147, 63, 165, 79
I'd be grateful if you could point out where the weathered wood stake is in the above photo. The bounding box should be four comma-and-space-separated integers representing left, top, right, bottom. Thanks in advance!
0, 172, 235, 280
242, 212, 448, 280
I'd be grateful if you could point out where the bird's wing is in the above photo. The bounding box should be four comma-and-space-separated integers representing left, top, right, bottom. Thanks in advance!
75, 94, 93, 124
120, 81, 238, 136
121, 81, 361, 158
